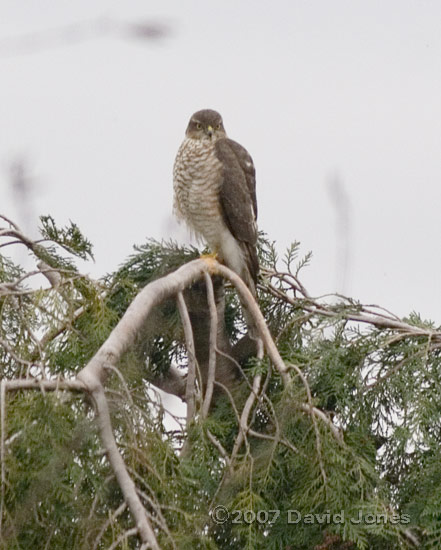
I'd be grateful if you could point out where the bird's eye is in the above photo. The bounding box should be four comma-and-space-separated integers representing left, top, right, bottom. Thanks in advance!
196, 123, 202, 129
216, 124, 221, 130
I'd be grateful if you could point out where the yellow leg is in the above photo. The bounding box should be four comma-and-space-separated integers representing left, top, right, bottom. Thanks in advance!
200, 251, 218, 273
200, 252, 218, 260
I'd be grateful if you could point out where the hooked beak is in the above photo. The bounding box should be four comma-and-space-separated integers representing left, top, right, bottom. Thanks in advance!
206, 125, 213, 137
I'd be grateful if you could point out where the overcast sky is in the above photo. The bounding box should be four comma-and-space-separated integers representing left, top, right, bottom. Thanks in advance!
1, 0, 441, 322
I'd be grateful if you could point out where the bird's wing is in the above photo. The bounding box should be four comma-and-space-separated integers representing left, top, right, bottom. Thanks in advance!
215, 138, 258, 282
215, 138, 257, 244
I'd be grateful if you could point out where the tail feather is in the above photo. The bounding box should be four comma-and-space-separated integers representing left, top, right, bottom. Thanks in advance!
242, 242, 259, 290
239, 245, 259, 339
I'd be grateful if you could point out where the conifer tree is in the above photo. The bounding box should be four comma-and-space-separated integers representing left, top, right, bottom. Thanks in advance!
1, 213, 440, 549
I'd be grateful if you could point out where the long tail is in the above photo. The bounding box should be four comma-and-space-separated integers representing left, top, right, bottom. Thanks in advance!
239, 245, 259, 339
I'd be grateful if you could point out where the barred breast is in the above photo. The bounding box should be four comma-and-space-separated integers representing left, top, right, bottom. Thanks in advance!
173, 138, 228, 252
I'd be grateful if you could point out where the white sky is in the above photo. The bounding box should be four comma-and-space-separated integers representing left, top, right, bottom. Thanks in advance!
1, 0, 441, 322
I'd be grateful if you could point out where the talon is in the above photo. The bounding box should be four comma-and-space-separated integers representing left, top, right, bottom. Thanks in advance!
200, 252, 218, 260
200, 252, 218, 273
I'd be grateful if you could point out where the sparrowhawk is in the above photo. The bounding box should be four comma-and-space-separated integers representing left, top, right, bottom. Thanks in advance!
173, 109, 259, 299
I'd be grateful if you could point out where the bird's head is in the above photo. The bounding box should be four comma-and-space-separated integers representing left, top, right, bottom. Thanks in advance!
185, 109, 226, 141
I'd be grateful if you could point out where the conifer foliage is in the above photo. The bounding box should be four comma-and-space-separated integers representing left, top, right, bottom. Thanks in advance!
1, 213, 440, 549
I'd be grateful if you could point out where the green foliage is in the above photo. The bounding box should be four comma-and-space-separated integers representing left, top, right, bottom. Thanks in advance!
39, 215, 94, 261
3, 394, 101, 549
1, 218, 441, 549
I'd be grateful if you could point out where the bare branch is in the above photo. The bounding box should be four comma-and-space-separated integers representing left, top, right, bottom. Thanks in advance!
1, 378, 85, 393
92, 387, 159, 549
214, 263, 290, 384
230, 373, 263, 467
37, 260, 62, 288
176, 291, 197, 422
206, 429, 230, 465
201, 273, 218, 418
264, 275, 441, 341
0, 214, 20, 231
0, 380, 5, 536
0, 227, 36, 252
77, 259, 210, 390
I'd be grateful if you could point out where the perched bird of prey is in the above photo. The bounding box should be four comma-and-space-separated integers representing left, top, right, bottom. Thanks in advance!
173, 109, 259, 300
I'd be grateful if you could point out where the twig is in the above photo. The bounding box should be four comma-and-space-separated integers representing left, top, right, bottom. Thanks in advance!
236, 340, 264, 449
297, 403, 342, 442
37, 260, 62, 288
213, 263, 290, 385
136, 490, 178, 550
0, 214, 20, 231
264, 268, 310, 298
206, 429, 230, 465
229, 373, 262, 469
208, 379, 246, 508
264, 278, 441, 341
37, 302, 88, 352
176, 292, 197, 424
201, 273, 218, 418
2, 378, 85, 393
92, 502, 127, 550
103, 363, 134, 407
0, 228, 36, 252
0, 338, 41, 370
247, 429, 300, 455
107, 527, 139, 550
